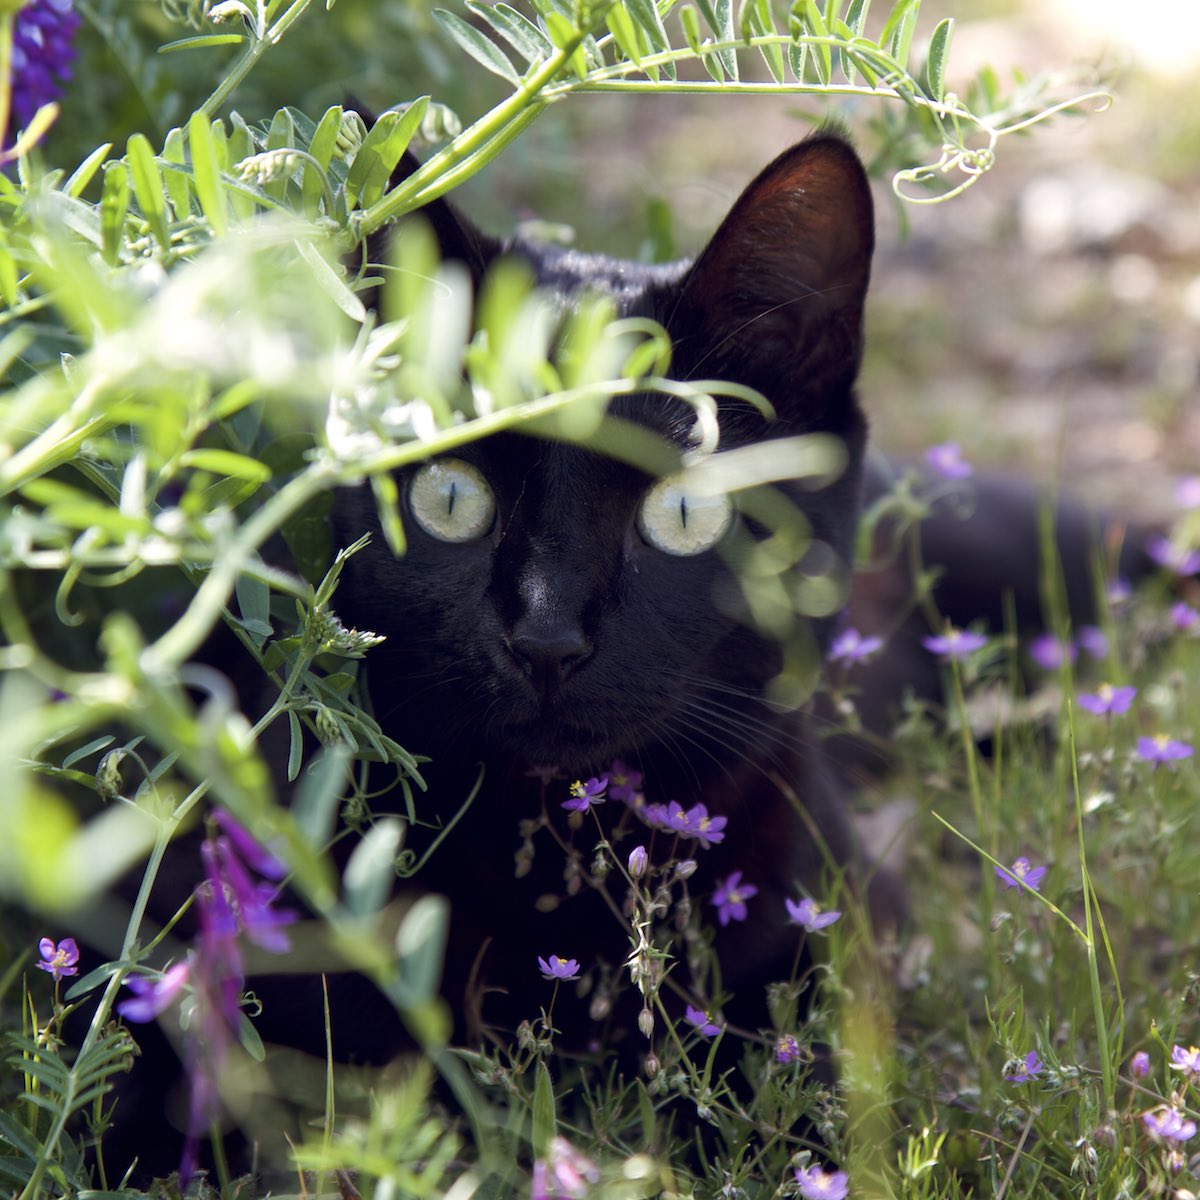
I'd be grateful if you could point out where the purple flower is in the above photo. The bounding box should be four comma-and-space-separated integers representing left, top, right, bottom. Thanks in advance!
1131, 1050, 1151, 1078
664, 799, 692, 835
1004, 1050, 1043, 1083
627, 845, 648, 878
828, 627, 884, 665
1171, 601, 1200, 633
1077, 683, 1137, 717
711, 870, 757, 926
1144, 1107, 1198, 1142
1171, 1044, 1200, 1075
678, 802, 727, 848
1177, 476, 1200, 508
6, 0, 81, 146
212, 836, 296, 953
684, 1005, 722, 1037
212, 808, 287, 880
538, 955, 581, 981
795, 1164, 850, 1200
924, 441, 972, 480
995, 857, 1047, 892
562, 776, 607, 813
607, 759, 643, 804
775, 1034, 802, 1064
36, 937, 79, 981
118, 961, 191, 1023
1147, 535, 1200, 576
1106, 577, 1133, 608
1075, 625, 1109, 659
1136, 734, 1194, 767
1029, 633, 1077, 671
922, 628, 988, 660
785, 897, 842, 932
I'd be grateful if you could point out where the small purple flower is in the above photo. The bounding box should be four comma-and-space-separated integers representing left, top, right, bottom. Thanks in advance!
1029, 632, 1077, 671
711, 870, 757, 926
795, 1164, 850, 1200
1144, 1107, 1198, 1143
1171, 1044, 1200, 1075
36, 937, 79, 981
775, 1033, 802, 1064
1136, 734, 1194, 768
1106, 577, 1133, 608
213, 836, 296, 953
1004, 1050, 1043, 1083
545, 1136, 598, 1199
1177, 476, 1200, 508
664, 799, 692, 835
684, 1005, 722, 1037
1147, 536, 1200, 577
922, 628, 988, 660
607, 759, 643, 805
828, 627, 884, 665
1075, 625, 1109, 660
212, 808, 287, 880
683, 802, 727, 848
1131, 1050, 1151, 1078
995, 856, 1047, 892
6, 0, 81, 146
1171, 601, 1200, 633
639, 802, 671, 831
562, 776, 607, 813
118, 961, 192, 1023
924, 441, 973, 480
785, 897, 842, 932
627, 845, 648, 879
538, 955, 581, 982
1077, 683, 1137, 717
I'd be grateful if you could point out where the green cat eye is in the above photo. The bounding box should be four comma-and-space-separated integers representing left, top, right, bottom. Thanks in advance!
408, 459, 496, 543
637, 477, 733, 556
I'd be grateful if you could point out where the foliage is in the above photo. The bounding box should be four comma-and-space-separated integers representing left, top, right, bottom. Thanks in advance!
4, 2, 1197, 1200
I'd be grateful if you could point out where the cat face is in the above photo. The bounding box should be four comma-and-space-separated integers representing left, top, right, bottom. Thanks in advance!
334, 135, 875, 776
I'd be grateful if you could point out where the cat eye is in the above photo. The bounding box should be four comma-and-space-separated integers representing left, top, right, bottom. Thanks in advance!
408, 459, 497, 543
637, 477, 733, 556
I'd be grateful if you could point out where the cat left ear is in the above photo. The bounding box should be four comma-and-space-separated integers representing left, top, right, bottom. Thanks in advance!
667, 133, 874, 425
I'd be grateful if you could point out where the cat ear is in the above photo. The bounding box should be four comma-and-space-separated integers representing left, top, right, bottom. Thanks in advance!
667, 133, 874, 425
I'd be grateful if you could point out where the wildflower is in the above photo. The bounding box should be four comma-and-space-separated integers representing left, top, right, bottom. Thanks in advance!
627, 845, 648, 879
1177, 476, 1200, 508
212, 835, 296, 953
1171, 1044, 1200, 1075
775, 1033, 802, 1064
1131, 1050, 1151, 1078
1029, 632, 1077, 671
118, 961, 191, 1023
828, 627, 883, 665
607, 759, 643, 804
1075, 625, 1108, 659
664, 799, 692, 835
1143, 1106, 1198, 1143
5, 0, 81, 146
538, 955, 581, 982
1136, 734, 1194, 767
924, 441, 972, 480
1171, 601, 1200, 633
1147, 535, 1200, 577
995, 857, 1047, 892
639, 802, 671, 831
785, 896, 842, 932
684, 802, 727, 848
922, 628, 988, 659
1106, 577, 1133, 608
711, 870, 757, 926
544, 1136, 599, 1199
562, 776, 607, 813
212, 807, 287, 880
795, 1164, 850, 1200
1077, 683, 1137, 716
684, 1005, 722, 1037
36, 937, 79, 981
1004, 1050, 1043, 1083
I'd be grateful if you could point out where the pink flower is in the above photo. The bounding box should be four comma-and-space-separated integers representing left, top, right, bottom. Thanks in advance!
795, 1164, 850, 1200
924, 442, 972, 480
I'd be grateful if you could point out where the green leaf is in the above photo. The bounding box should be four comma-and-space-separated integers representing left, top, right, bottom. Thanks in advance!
98, 161, 130, 267
925, 16, 953, 102
262, 107, 296, 203
466, 1, 553, 63
344, 816, 403, 916
303, 104, 343, 216
544, 10, 589, 78
606, 3, 643, 67
394, 893, 449, 1007
236, 573, 272, 646
161, 126, 191, 219
344, 99, 431, 211
125, 132, 170, 251
369, 470, 406, 558
63, 142, 112, 198
434, 9, 521, 86
625, 0, 675, 78
179, 448, 272, 482
188, 111, 228, 236
799, 1, 831, 85
695, 0, 737, 78
746, 0, 783, 82
532, 1060, 557, 1156
879, 0, 919, 66
159, 32, 246, 51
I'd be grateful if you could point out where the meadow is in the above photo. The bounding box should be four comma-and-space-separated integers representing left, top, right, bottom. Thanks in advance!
2, 2, 1199, 1197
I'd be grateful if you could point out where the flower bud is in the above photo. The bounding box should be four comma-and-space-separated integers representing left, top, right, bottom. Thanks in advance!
675, 859, 698, 880
628, 845, 648, 878
638, 1006, 655, 1038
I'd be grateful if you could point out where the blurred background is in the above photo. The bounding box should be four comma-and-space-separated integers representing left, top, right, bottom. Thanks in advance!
59, 0, 1200, 512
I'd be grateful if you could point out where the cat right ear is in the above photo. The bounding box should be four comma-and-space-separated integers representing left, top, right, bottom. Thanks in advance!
667, 133, 875, 428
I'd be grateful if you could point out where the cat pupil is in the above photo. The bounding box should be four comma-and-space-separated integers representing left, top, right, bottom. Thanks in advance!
679, 496, 688, 528
447, 480, 457, 517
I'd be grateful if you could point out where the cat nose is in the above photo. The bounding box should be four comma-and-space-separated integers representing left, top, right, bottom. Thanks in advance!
509, 626, 593, 695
